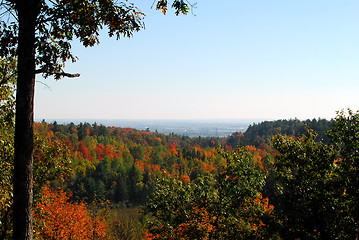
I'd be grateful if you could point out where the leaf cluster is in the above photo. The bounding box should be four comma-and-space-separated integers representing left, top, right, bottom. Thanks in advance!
155, 0, 190, 15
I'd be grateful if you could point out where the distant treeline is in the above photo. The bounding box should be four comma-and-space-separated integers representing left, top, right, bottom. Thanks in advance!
227, 118, 334, 148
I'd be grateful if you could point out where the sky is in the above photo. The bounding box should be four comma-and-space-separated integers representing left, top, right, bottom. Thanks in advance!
34, 0, 359, 121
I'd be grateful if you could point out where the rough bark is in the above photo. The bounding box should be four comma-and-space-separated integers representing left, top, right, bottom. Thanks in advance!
13, 1, 39, 239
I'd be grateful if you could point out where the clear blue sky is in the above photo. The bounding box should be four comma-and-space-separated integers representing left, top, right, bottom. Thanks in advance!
34, 0, 359, 121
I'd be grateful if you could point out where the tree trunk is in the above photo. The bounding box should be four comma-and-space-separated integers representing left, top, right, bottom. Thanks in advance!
13, 1, 39, 239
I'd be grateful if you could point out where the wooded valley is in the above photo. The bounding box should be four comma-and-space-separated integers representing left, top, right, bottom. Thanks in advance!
1, 112, 358, 239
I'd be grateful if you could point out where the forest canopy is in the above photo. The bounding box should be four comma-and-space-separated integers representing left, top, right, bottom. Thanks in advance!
1, 105, 358, 239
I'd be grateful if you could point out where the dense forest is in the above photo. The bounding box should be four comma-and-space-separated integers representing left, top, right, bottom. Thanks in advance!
227, 118, 333, 148
1, 109, 359, 239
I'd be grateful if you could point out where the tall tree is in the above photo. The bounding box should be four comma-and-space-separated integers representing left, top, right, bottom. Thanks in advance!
0, 1, 191, 239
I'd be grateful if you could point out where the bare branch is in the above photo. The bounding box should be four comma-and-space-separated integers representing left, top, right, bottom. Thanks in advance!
185, 1, 197, 16
0, 0, 17, 21
48, 0, 57, 5
36, 80, 52, 91
151, 0, 156, 9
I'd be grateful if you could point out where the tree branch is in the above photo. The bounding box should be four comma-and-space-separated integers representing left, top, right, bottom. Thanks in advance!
0, 0, 17, 21
0, 78, 8, 86
36, 80, 52, 91
55, 72, 80, 78
0, 72, 16, 86
185, 1, 197, 16
35, 69, 80, 78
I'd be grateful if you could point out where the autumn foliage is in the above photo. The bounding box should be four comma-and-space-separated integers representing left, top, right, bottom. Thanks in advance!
34, 186, 107, 240
3, 115, 356, 239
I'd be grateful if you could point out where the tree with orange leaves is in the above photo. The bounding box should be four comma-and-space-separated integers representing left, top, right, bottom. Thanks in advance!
34, 186, 107, 240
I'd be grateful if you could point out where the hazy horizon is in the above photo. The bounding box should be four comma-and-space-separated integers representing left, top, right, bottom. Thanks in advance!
35, 118, 255, 137
36, 116, 331, 125
35, 117, 333, 137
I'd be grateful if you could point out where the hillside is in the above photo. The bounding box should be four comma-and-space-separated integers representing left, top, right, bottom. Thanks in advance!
2, 114, 358, 239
